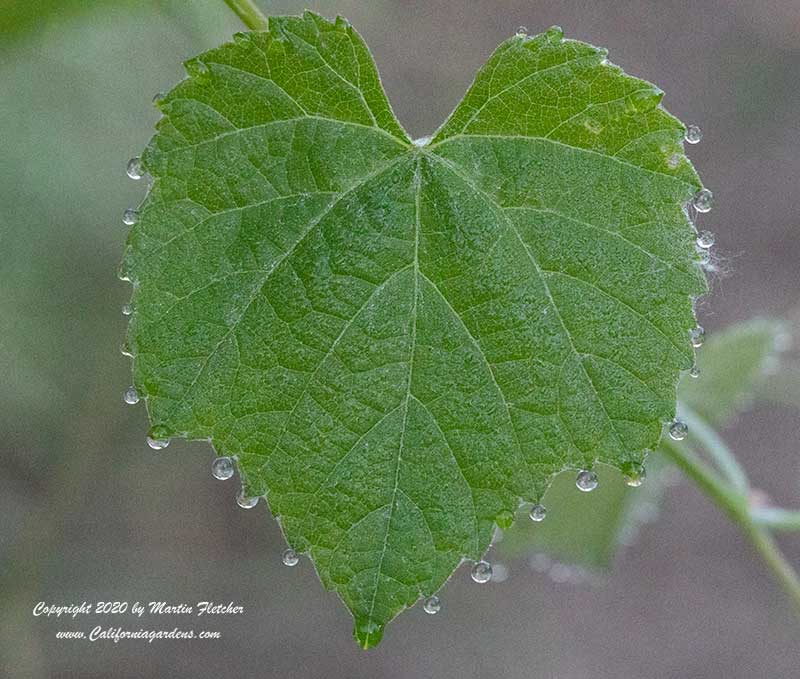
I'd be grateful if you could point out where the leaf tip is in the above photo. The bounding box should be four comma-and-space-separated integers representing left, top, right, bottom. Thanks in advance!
353, 619, 384, 649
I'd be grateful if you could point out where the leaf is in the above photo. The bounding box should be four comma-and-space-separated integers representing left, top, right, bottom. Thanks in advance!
499, 317, 789, 571
122, 13, 708, 648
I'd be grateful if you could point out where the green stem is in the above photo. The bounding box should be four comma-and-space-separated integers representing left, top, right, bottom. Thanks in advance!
679, 403, 749, 491
741, 521, 800, 610
662, 440, 743, 520
223, 0, 268, 31
663, 441, 800, 612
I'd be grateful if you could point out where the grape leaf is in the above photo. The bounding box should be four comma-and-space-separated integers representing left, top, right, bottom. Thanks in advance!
499, 318, 788, 571
122, 12, 708, 648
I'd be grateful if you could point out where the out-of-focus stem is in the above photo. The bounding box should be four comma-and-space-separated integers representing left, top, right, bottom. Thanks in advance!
223, 0, 268, 31
679, 403, 749, 491
663, 440, 800, 613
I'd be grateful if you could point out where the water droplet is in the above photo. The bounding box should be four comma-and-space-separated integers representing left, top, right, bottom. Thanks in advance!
690, 364, 701, 378
120, 342, 133, 357
211, 456, 235, 480
495, 509, 514, 530
545, 25, 563, 42
684, 124, 703, 144
122, 208, 139, 226
471, 560, 492, 584
152, 91, 165, 105
667, 153, 682, 169
146, 435, 170, 450
622, 462, 646, 487
123, 386, 139, 405
412, 136, 431, 147
423, 595, 441, 615
237, 490, 259, 509
516, 25, 528, 37
121, 303, 133, 316
529, 504, 547, 522
690, 325, 705, 348
282, 548, 299, 566
696, 230, 715, 249
692, 188, 714, 213
576, 470, 598, 492
669, 419, 688, 441
126, 157, 143, 180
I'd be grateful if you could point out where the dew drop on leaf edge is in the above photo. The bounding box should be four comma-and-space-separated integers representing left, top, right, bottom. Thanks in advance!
121, 303, 132, 316
576, 470, 598, 492
122, 208, 139, 226
126, 157, 143, 180
123, 386, 139, 405
423, 596, 441, 615
685, 124, 703, 144
471, 560, 492, 584
237, 491, 259, 509
622, 462, 646, 488
282, 548, 299, 567
211, 456, 235, 480
690, 326, 705, 348
690, 364, 701, 378
146, 435, 169, 450
529, 504, 547, 522
696, 230, 715, 249
692, 188, 714, 213
669, 419, 688, 441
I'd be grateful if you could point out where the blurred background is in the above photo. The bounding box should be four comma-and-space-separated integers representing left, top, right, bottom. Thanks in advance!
1, 1, 799, 676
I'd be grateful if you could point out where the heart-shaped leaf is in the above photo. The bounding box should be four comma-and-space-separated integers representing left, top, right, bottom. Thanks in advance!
122, 12, 707, 647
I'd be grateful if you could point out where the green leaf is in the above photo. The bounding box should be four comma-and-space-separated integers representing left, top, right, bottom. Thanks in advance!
499, 317, 788, 571
122, 13, 707, 647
